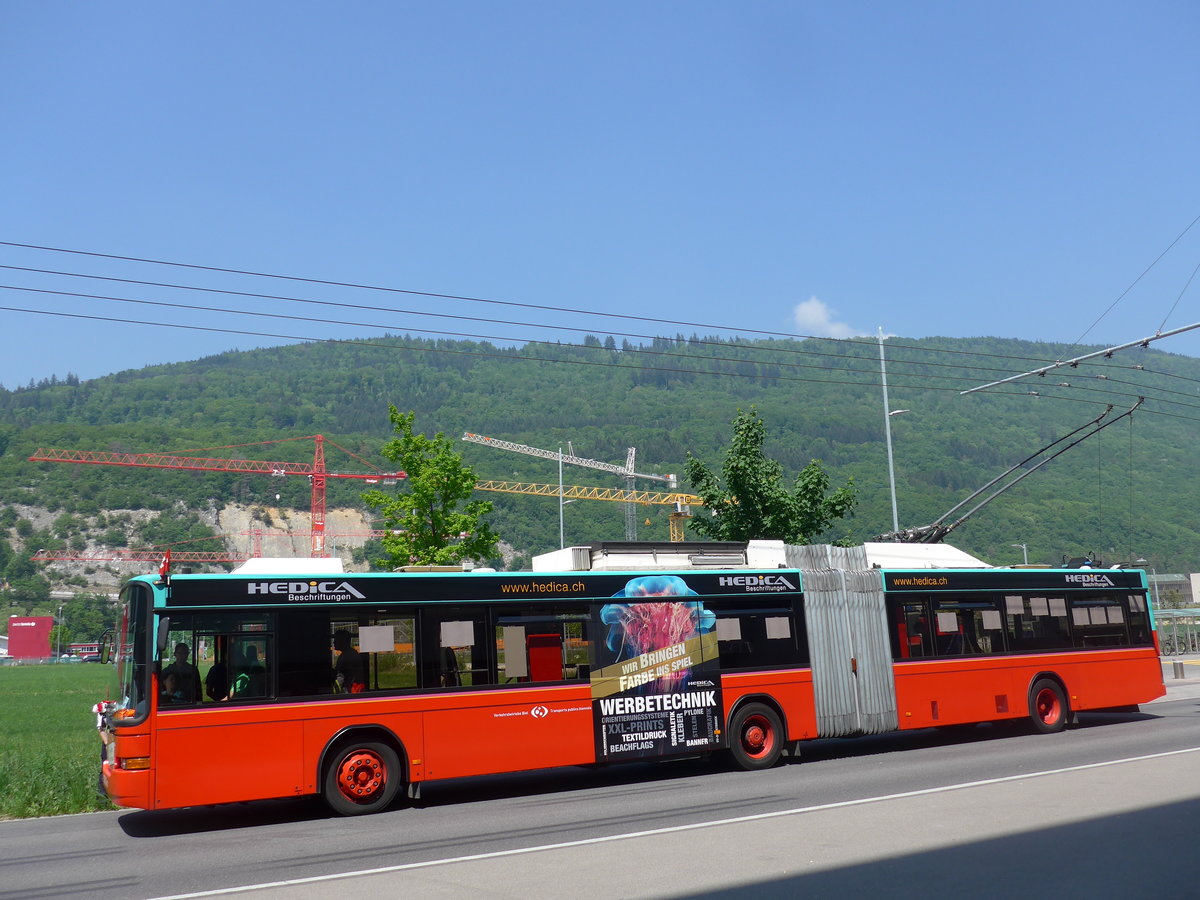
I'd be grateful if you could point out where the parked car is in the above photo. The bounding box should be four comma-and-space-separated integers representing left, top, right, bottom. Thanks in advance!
81, 654, 101, 663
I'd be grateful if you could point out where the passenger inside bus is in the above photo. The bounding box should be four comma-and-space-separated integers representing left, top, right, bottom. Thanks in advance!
440, 646, 460, 687
332, 630, 367, 693
228, 646, 266, 699
160, 642, 202, 702
159, 671, 184, 704
205, 661, 226, 700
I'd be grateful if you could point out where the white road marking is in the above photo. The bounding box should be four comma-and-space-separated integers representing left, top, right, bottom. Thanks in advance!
149, 746, 1200, 899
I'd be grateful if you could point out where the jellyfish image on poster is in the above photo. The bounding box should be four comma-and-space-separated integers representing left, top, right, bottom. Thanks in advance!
600, 575, 716, 693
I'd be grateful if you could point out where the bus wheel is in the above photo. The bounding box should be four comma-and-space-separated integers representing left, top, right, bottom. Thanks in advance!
1029, 679, 1069, 734
728, 703, 783, 770
323, 740, 401, 816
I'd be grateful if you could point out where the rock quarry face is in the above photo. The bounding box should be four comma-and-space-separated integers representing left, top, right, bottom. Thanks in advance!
18, 503, 377, 593
210, 504, 374, 561
18, 502, 524, 597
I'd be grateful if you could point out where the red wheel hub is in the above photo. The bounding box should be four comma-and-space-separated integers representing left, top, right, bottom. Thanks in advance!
1035, 689, 1061, 724
742, 716, 774, 758
336, 750, 385, 802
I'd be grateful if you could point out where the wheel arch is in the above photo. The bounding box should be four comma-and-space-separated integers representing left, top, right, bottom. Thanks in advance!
319, 724, 409, 787
726, 692, 789, 741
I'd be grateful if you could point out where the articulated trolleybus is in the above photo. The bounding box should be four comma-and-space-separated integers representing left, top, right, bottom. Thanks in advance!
98, 541, 1165, 816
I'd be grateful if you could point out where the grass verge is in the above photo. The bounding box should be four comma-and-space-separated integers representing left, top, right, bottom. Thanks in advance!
0, 664, 117, 819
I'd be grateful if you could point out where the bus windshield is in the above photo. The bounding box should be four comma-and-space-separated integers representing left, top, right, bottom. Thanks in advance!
113, 580, 152, 722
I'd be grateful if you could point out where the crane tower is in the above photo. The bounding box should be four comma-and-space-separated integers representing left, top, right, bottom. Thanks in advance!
28, 435, 405, 558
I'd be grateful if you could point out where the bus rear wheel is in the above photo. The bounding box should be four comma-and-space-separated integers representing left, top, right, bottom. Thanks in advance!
323, 739, 401, 816
727, 703, 784, 770
1029, 679, 1069, 734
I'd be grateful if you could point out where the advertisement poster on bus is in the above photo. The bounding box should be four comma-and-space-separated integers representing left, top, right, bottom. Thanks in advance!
590, 575, 723, 762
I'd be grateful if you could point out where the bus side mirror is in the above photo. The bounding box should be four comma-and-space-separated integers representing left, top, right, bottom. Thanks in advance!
99, 630, 112, 665
156, 618, 172, 654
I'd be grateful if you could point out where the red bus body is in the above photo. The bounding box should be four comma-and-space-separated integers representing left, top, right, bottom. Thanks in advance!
99, 543, 1165, 816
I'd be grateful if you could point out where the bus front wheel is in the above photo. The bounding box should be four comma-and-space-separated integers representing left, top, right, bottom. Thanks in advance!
323, 739, 401, 816
1029, 679, 1069, 734
727, 703, 784, 770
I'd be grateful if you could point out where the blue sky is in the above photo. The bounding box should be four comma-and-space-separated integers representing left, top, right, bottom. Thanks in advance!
3, 1, 1199, 389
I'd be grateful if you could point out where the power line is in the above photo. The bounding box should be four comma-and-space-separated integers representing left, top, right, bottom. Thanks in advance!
0, 303, 945, 391
0, 281, 1060, 388
5, 302, 1199, 423
0, 261, 1133, 380
1067, 210, 1200, 352
7, 260, 1194, 398
4, 242, 1199, 421
961, 321, 1200, 395
9, 282, 1199, 411
7, 239, 1186, 374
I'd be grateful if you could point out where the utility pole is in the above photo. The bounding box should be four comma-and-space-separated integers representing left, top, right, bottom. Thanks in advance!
879, 328, 902, 533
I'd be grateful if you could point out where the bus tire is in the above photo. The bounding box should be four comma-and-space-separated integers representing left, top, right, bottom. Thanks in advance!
323, 739, 401, 816
1028, 679, 1069, 734
727, 703, 784, 770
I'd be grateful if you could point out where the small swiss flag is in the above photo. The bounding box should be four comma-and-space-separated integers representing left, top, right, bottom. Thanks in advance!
158, 549, 171, 579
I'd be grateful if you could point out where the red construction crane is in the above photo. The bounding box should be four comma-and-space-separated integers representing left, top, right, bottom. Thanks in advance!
32, 547, 246, 564
28, 435, 405, 558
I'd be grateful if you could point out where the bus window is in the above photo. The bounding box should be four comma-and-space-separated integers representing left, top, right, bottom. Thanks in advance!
193, 613, 272, 701
889, 599, 932, 659
228, 638, 269, 699
1070, 596, 1130, 648
708, 599, 806, 670
1005, 595, 1071, 651
158, 617, 203, 704
422, 610, 492, 688
275, 610, 337, 698
270, 611, 416, 698
932, 598, 1004, 656
495, 606, 589, 683
1127, 593, 1152, 645
371, 615, 417, 690
563, 619, 590, 679
329, 624, 368, 693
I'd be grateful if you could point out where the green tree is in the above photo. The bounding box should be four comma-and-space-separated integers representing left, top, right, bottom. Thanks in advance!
685, 407, 856, 543
62, 591, 117, 643
2, 574, 51, 615
362, 407, 500, 568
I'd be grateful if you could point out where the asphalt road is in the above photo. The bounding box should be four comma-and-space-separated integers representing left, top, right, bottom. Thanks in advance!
3, 660, 1199, 900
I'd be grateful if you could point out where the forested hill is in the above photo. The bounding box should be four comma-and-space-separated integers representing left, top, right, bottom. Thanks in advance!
1, 333, 1197, 587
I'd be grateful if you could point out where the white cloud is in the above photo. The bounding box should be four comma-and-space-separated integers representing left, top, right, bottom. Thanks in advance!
792, 296, 867, 339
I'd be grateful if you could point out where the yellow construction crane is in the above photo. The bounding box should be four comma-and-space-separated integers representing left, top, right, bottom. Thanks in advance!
474, 480, 701, 542
463, 432, 677, 540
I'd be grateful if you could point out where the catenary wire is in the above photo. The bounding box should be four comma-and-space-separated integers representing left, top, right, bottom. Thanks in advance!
1066, 210, 1200, 352
0, 261, 1148, 382
6, 239, 1186, 373
5, 284, 1196, 408
3, 303, 1194, 423
6, 260, 1193, 395
0, 282, 1063, 388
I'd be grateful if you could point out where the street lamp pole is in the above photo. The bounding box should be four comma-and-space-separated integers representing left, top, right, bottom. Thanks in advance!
1135, 558, 1160, 606
1011, 543, 1028, 565
56, 605, 64, 657
879, 328, 908, 533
